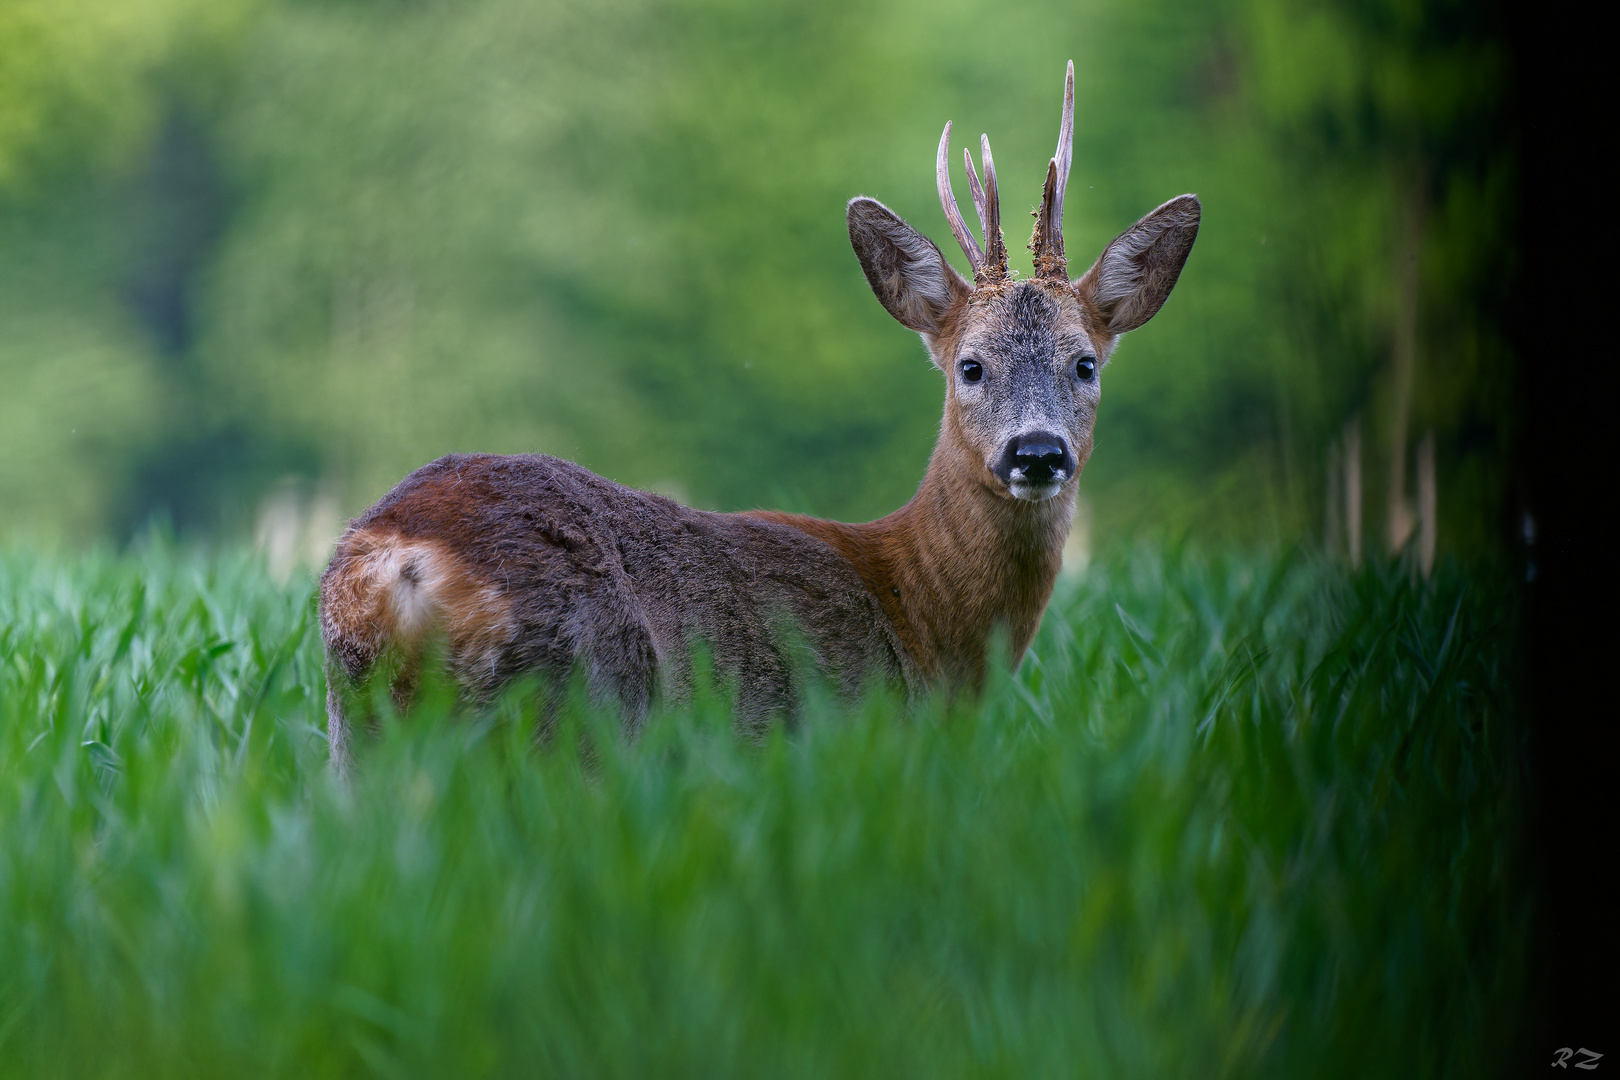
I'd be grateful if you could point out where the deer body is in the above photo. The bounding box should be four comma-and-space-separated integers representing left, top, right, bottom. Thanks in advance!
320, 452, 919, 770
320, 63, 1199, 774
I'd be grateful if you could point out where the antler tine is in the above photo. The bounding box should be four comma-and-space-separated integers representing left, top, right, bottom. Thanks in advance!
1031, 60, 1075, 280
964, 147, 989, 238
979, 133, 1006, 278
936, 121, 984, 275
1054, 59, 1074, 237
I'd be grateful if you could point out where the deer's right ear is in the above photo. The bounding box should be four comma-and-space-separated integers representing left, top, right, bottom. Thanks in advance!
848, 197, 971, 337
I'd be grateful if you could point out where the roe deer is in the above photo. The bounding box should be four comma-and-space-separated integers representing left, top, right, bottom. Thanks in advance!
319, 62, 1200, 774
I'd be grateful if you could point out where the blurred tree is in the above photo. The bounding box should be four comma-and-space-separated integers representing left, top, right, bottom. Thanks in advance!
1243, 0, 1514, 554
0, 0, 254, 538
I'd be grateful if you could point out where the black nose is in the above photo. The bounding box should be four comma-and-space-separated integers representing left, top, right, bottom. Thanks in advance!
996, 431, 1074, 487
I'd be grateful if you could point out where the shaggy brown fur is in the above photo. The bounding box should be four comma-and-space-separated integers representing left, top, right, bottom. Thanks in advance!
320, 453, 918, 775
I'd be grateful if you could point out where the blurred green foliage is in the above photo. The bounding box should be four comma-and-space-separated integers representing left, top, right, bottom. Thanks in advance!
0, 542, 1532, 1075
0, 0, 1512, 547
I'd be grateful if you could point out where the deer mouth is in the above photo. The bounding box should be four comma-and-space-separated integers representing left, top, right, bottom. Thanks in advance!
1006, 474, 1067, 502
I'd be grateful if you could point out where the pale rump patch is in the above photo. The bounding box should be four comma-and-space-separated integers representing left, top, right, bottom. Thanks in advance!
321, 529, 516, 684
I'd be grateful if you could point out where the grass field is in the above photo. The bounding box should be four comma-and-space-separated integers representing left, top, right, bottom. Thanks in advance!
0, 542, 1534, 1078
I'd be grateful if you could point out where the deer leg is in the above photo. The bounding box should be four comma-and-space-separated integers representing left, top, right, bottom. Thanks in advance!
325, 679, 356, 784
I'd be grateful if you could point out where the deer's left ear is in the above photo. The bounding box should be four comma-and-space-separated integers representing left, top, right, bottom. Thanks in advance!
1074, 195, 1200, 335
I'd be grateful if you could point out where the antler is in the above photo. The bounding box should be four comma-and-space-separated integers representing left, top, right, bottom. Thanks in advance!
936, 121, 984, 278
937, 122, 1008, 285
977, 134, 1006, 280
1030, 60, 1075, 280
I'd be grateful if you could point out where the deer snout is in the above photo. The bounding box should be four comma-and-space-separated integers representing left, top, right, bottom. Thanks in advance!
994, 431, 1075, 499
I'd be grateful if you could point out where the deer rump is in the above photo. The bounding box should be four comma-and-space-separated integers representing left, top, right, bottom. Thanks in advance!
320, 453, 914, 737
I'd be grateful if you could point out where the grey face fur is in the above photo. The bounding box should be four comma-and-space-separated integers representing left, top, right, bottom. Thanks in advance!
846, 189, 1199, 505
950, 283, 1102, 502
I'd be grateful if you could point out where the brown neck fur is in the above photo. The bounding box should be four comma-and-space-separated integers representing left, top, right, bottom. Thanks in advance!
749, 403, 1073, 688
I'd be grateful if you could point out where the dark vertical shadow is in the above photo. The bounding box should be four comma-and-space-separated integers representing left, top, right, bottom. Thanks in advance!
114, 105, 320, 539
1514, 4, 1618, 1064
125, 109, 228, 359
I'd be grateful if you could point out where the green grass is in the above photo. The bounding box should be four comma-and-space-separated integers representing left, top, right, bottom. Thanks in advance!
0, 542, 1533, 1078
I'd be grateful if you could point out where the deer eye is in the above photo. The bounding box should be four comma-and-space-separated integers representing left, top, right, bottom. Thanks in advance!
960, 359, 984, 384
1074, 355, 1097, 381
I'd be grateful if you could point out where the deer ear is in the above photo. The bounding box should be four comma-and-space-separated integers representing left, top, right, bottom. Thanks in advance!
1074, 194, 1200, 335
848, 197, 970, 336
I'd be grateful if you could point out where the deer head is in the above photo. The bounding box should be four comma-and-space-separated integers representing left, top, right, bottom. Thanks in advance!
847, 62, 1200, 503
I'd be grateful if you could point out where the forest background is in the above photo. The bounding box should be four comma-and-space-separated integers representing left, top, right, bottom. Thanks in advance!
0, 0, 1513, 560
